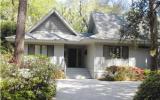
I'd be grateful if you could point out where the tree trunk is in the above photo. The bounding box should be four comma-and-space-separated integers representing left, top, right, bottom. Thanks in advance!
149, 0, 158, 71
12, 0, 27, 67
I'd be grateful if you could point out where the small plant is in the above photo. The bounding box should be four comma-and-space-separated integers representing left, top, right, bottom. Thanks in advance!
144, 69, 160, 76
102, 66, 145, 81
134, 73, 160, 100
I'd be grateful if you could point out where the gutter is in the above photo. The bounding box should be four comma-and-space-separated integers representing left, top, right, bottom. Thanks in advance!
6, 37, 156, 46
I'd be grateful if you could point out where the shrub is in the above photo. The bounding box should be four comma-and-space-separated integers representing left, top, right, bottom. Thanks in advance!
134, 73, 160, 100
1, 20, 16, 51
103, 66, 145, 81
52, 70, 65, 79
0, 54, 57, 100
144, 69, 160, 76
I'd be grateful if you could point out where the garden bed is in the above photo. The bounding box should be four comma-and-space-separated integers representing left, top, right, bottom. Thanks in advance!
99, 65, 160, 81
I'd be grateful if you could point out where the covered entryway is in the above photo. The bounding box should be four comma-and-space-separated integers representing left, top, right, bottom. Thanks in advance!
64, 45, 91, 79
65, 45, 87, 68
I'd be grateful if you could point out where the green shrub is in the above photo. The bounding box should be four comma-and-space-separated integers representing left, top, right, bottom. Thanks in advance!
103, 66, 145, 81
0, 54, 57, 100
144, 69, 160, 76
134, 73, 160, 100
1, 20, 16, 51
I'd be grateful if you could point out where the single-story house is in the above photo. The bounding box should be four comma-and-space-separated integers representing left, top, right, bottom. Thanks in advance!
6, 10, 159, 78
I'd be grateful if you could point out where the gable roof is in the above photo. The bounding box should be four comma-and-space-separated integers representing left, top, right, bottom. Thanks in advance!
6, 10, 83, 42
6, 11, 159, 45
27, 10, 78, 35
88, 12, 124, 39
28, 10, 78, 35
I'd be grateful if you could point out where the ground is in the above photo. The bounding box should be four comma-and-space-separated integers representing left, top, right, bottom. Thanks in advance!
56, 79, 141, 100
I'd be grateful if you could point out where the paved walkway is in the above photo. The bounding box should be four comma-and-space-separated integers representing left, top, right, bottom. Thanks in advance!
56, 79, 141, 100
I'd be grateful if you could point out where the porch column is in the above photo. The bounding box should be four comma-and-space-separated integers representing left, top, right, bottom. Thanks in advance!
52, 44, 65, 69
94, 44, 105, 78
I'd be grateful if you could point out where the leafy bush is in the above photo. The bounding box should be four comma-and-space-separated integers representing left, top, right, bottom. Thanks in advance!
144, 69, 160, 76
134, 73, 160, 100
102, 66, 145, 81
1, 21, 16, 40
0, 54, 57, 100
1, 20, 15, 51
52, 70, 65, 79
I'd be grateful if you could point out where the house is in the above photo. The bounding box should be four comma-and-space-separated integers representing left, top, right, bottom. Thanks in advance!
6, 10, 156, 78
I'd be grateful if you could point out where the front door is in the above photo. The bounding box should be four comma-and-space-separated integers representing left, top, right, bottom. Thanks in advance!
68, 48, 77, 67
67, 48, 84, 68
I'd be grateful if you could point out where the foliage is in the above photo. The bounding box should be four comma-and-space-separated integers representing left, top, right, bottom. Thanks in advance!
0, 0, 127, 33
102, 66, 145, 81
0, 54, 57, 100
134, 73, 160, 100
52, 70, 65, 79
120, 0, 160, 70
121, 0, 160, 39
144, 69, 160, 76
0, 20, 15, 51
0, 20, 16, 39
56, 0, 126, 32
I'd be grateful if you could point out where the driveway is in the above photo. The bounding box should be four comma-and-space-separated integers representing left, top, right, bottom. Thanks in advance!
56, 79, 141, 100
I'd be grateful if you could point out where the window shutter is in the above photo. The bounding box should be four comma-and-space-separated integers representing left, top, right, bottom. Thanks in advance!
28, 44, 35, 55
103, 46, 110, 59
47, 45, 54, 57
122, 46, 129, 59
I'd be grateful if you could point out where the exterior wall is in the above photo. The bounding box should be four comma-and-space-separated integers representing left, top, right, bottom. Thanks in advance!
93, 44, 151, 78
51, 45, 65, 69
86, 44, 95, 78
129, 47, 150, 68
24, 44, 65, 69
24, 43, 151, 79
94, 44, 105, 78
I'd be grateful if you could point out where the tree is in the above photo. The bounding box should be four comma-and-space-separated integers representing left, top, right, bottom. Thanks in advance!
148, 0, 159, 70
121, 0, 160, 71
12, 0, 27, 67
56, 0, 126, 32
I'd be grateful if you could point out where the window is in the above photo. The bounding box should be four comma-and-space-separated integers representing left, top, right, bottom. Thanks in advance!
103, 45, 129, 59
28, 44, 35, 55
40, 45, 42, 54
47, 45, 54, 57
109, 46, 121, 58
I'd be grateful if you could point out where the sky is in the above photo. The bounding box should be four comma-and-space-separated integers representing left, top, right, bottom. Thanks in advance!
57, 0, 133, 6
57, 0, 133, 10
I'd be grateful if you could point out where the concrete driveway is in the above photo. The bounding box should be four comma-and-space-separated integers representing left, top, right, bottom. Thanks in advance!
56, 79, 141, 100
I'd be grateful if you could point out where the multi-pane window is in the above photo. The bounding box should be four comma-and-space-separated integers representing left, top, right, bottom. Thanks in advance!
109, 46, 121, 58
103, 46, 129, 59
47, 45, 54, 57
28, 44, 35, 55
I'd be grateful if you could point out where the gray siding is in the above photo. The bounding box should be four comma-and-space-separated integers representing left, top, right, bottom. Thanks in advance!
31, 13, 75, 35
